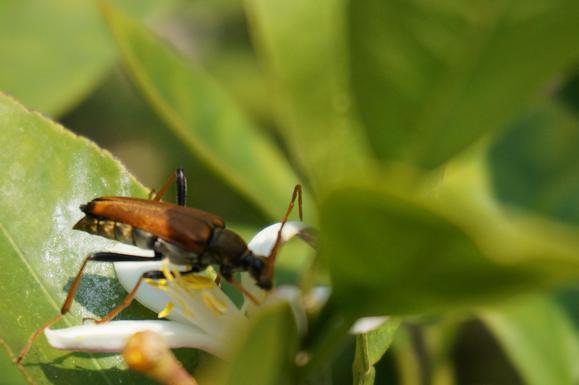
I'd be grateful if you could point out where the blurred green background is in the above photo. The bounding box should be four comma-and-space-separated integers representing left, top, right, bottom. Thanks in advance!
2, 0, 579, 385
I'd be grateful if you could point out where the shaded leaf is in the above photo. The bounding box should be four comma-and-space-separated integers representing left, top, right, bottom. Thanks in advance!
101, 2, 314, 221
488, 102, 579, 225
0, 92, 159, 384
245, 0, 372, 192
201, 302, 299, 385
481, 296, 579, 385
321, 172, 579, 319
0, 0, 171, 116
349, 0, 579, 168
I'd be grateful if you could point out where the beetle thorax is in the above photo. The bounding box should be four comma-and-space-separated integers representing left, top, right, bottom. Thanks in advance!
207, 228, 248, 263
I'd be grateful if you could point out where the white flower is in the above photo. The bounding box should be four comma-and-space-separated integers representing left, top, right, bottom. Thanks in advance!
45, 221, 312, 358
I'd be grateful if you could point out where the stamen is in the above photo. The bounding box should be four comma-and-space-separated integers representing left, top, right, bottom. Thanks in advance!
158, 302, 175, 319
165, 284, 196, 320
145, 278, 167, 287
182, 275, 215, 290
202, 292, 227, 316
161, 264, 174, 282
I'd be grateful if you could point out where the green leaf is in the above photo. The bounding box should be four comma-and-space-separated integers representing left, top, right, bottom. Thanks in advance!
349, 0, 579, 168
0, 92, 160, 384
202, 302, 299, 385
245, 0, 372, 192
488, 102, 579, 225
353, 318, 400, 385
321, 172, 579, 319
481, 296, 579, 385
101, 2, 314, 221
0, 0, 171, 116
0, 345, 29, 385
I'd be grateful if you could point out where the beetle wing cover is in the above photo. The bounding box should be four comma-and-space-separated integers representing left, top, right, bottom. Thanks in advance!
84, 197, 225, 253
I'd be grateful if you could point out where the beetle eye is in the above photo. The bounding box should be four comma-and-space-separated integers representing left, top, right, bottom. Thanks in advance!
251, 258, 265, 271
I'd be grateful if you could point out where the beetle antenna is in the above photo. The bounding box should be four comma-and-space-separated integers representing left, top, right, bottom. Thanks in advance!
264, 184, 303, 283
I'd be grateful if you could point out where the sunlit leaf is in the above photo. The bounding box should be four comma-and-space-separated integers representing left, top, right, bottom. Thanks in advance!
0, 92, 162, 384
0, 346, 29, 385
0, 0, 171, 116
245, 0, 372, 193
101, 2, 314, 221
349, 0, 579, 168
481, 296, 579, 385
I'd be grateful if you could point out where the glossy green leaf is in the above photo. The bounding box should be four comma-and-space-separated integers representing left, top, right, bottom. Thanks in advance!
353, 318, 400, 385
101, 2, 314, 221
0, 345, 29, 385
202, 302, 299, 385
488, 102, 579, 225
481, 296, 579, 385
245, 0, 372, 193
349, 0, 579, 168
321, 173, 579, 319
0, 92, 161, 384
0, 0, 171, 116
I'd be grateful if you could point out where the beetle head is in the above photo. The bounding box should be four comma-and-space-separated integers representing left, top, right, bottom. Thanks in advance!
244, 254, 272, 290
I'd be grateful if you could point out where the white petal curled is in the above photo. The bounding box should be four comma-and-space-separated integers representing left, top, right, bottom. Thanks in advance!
247, 221, 311, 256
45, 320, 224, 357
349, 316, 390, 335
242, 221, 313, 309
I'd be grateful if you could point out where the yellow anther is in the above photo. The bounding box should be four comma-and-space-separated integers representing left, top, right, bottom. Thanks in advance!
182, 275, 215, 290
161, 264, 174, 282
145, 278, 168, 287
202, 291, 227, 315
145, 278, 167, 287
158, 302, 175, 319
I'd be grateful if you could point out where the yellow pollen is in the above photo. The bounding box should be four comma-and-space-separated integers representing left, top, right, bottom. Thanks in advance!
182, 275, 215, 290
161, 264, 174, 281
145, 278, 167, 287
202, 291, 227, 315
158, 302, 175, 319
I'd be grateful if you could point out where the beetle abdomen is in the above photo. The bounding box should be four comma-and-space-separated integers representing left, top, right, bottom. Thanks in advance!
79, 197, 221, 254
74, 216, 157, 249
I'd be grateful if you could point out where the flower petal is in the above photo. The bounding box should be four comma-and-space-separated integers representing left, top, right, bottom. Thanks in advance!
349, 316, 390, 334
112, 252, 178, 319
45, 320, 224, 357
247, 221, 312, 256
242, 221, 315, 308
111, 244, 241, 339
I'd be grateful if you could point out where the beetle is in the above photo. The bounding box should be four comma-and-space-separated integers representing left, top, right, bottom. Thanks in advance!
17, 168, 303, 363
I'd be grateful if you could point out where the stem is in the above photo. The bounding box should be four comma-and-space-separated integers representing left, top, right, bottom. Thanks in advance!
353, 333, 375, 385
423, 321, 458, 385
392, 326, 422, 385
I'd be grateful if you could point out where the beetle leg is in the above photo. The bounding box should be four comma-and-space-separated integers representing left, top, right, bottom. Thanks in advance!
90, 270, 165, 324
16, 252, 164, 363
264, 184, 303, 283
222, 273, 260, 305
152, 168, 187, 206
